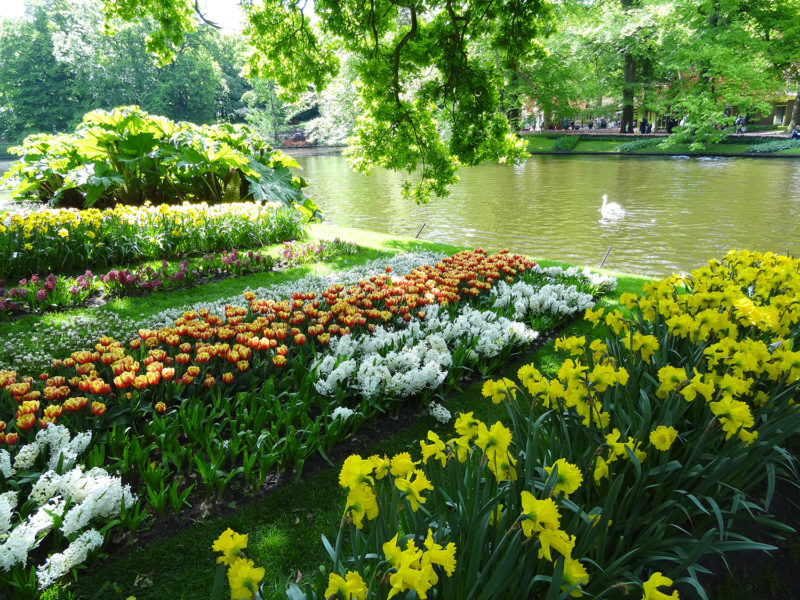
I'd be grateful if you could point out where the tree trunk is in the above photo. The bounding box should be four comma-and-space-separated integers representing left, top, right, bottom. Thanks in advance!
788, 93, 799, 130
620, 0, 636, 134
621, 52, 635, 133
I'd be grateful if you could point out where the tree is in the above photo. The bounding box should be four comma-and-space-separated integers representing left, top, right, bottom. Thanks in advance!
241, 79, 289, 145
304, 52, 361, 146
100, 0, 557, 203
0, 0, 253, 142
0, 3, 77, 141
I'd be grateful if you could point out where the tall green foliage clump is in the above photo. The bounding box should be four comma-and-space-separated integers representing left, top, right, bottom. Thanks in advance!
0, 106, 320, 217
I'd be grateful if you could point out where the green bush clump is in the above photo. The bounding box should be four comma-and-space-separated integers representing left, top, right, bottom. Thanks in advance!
0, 106, 320, 217
616, 137, 662, 152
552, 135, 581, 152
746, 138, 800, 153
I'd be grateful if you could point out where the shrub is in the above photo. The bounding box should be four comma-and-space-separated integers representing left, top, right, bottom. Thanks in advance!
617, 137, 663, 152
0, 106, 320, 217
746, 139, 800, 153
552, 135, 581, 152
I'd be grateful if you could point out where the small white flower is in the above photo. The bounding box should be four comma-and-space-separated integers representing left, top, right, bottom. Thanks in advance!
428, 402, 452, 424
331, 406, 355, 421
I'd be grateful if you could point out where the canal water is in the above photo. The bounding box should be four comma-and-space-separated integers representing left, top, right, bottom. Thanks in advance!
293, 153, 800, 277
3, 155, 800, 277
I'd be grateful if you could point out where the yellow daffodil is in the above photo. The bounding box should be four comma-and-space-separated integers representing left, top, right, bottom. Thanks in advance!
538, 529, 576, 562
454, 412, 481, 440
656, 365, 687, 398
420, 431, 447, 467
227, 557, 265, 600
324, 571, 368, 600
345, 483, 379, 528
593, 456, 609, 484
390, 452, 418, 478
481, 377, 517, 404
555, 335, 585, 356
339, 454, 375, 490
649, 425, 678, 451
395, 469, 434, 512
520, 491, 561, 536
641, 571, 679, 600
544, 458, 583, 497
561, 557, 590, 597
212, 528, 248, 566
421, 529, 457, 576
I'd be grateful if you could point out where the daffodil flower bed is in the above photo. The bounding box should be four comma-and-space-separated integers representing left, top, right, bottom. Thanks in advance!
214, 249, 800, 600
0, 248, 612, 595
0, 201, 303, 278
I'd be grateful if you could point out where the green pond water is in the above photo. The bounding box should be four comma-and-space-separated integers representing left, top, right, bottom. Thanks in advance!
3, 155, 800, 277
293, 152, 800, 277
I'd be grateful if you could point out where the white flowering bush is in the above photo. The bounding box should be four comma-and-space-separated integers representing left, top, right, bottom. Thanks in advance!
0, 425, 136, 593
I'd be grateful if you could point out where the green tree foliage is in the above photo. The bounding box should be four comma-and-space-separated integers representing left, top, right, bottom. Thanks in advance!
1, 106, 319, 217
517, 0, 797, 147
304, 53, 361, 146
100, 0, 557, 203
0, 0, 253, 143
0, 4, 77, 140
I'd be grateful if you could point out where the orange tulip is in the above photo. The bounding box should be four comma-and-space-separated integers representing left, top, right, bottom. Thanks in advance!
16, 413, 36, 430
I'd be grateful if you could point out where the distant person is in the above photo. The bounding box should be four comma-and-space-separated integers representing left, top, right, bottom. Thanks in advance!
792, 126, 800, 140
600, 118, 607, 129
735, 115, 743, 133
640, 117, 648, 134
588, 120, 594, 130
646, 123, 652, 134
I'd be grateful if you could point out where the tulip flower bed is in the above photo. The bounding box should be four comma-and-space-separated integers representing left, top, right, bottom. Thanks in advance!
0, 201, 303, 278
214, 249, 800, 600
0, 248, 615, 596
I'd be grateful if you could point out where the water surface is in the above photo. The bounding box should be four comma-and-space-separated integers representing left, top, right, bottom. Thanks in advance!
295, 154, 800, 276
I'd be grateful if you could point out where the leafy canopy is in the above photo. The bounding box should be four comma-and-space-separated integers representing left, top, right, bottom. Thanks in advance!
99, 0, 557, 203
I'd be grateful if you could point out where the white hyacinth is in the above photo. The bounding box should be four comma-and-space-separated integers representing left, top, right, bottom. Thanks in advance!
331, 406, 355, 421
428, 402, 452, 424
12, 441, 41, 471
0, 449, 12, 478
36, 529, 104, 589
0, 497, 66, 571
0, 491, 18, 536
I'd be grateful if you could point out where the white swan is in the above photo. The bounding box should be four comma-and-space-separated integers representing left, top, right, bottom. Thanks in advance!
600, 194, 626, 219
